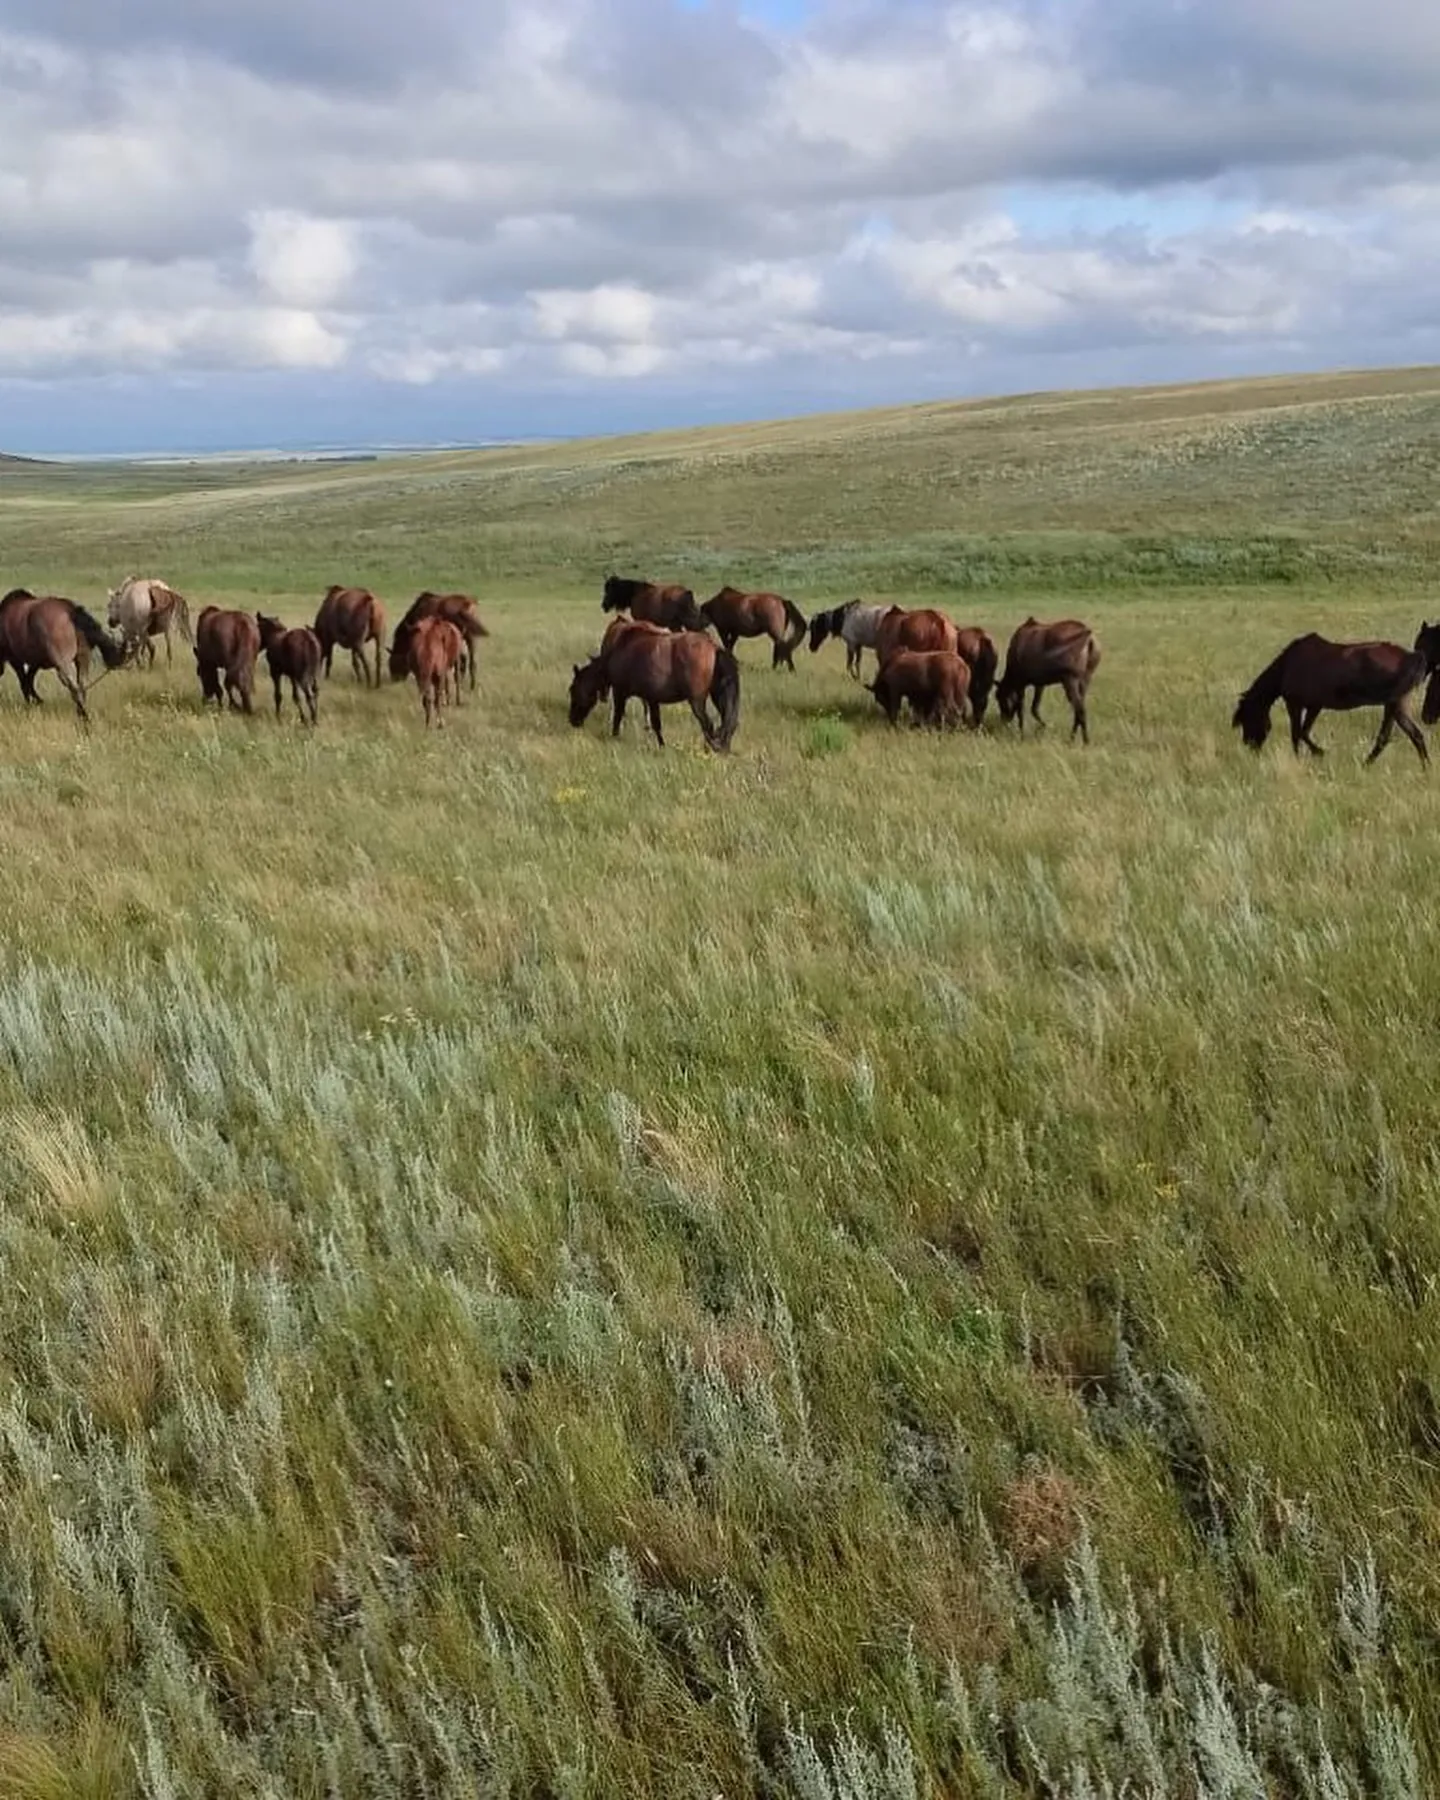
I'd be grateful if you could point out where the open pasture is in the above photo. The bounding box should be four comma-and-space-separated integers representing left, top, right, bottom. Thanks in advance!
2, 367, 1440, 1795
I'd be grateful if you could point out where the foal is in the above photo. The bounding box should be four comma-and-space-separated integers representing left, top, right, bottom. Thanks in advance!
257, 613, 322, 725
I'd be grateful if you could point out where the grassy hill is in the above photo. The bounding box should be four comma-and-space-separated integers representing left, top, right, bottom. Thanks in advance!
0, 367, 1438, 1796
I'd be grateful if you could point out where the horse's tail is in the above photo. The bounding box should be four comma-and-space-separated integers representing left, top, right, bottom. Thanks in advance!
172, 589, 194, 644
1423, 667, 1440, 727
710, 647, 741, 752
969, 634, 999, 724
1085, 631, 1102, 676
1232, 641, 1292, 749
70, 604, 128, 668
781, 597, 807, 652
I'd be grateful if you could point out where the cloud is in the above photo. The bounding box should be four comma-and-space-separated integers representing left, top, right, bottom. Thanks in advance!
1, 1, 1439, 446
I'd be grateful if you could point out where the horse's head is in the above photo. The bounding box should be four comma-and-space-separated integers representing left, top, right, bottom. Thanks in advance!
1416, 621, 1440, 671
601, 576, 626, 613
255, 611, 284, 648
995, 677, 1022, 724
678, 591, 709, 633
569, 657, 607, 725
808, 610, 835, 653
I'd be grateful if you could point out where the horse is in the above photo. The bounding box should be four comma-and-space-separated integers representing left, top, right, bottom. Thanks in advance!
808, 601, 891, 680
256, 614, 321, 725
407, 616, 466, 727
314, 585, 385, 687
0, 588, 128, 721
570, 628, 740, 751
954, 627, 998, 725
106, 576, 193, 668
1233, 634, 1429, 766
701, 586, 808, 671
1417, 622, 1440, 725
868, 651, 971, 730
875, 606, 959, 666
996, 618, 1102, 745
195, 606, 261, 714
601, 576, 708, 633
388, 592, 489, 690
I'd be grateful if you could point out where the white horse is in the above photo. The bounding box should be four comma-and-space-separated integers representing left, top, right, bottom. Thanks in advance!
806, 600, 892, 680
106, 576, 193, 668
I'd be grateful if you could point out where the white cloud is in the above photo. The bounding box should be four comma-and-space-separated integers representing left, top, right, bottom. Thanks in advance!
1, 1, 1439, 436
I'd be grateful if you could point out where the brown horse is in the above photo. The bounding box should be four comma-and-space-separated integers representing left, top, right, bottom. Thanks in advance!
875, 606, 958, 665
195, 606, 261, 714
257, 614, 321, 725
601, 575, 708, 633
314, 585, 385, 687
701, 586, 808, 671
408, 617, 466, 727
1416, 622, 1440, 725
388, 591, 489, 689
0, 588, 128, 720
869, 651, 971, 729
570, 628, 740, 751
954, 627, 998, 725
1233, 634, 1429, 765
996, 618, 1102, 745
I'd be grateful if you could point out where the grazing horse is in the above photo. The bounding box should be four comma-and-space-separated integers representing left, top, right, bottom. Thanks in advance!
953, 627, 998, 725
1233, 635, 1428, 766
106, 576, 193, 667
257, 613, 321, 725
0, 588, 127, 720
314, 585, 385, 687
570, 628, 740, 751
601, 575, 708, 633
868, 651, 971, 729
388, 591, 489, 690
407, 616, 466, 727
996, 618, 1102, 745
875, 606, 959, 666
701, 586, 808, 671
195, 606, 261, 714
808, 601, 890, 680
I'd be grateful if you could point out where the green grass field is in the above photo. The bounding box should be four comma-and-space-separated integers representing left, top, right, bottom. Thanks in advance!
3, 365, 1440, 1796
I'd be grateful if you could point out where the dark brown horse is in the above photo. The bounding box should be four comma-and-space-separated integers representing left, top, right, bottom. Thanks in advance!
1234, 634, 1429, 765
1417, 622, 1440, 725
388, 591, 489, 689
257, 613, 321, 725
0, 588, 127, 719
195, 606, 261, 714
996, 618, 1102, 745
601, 575, 707, 633
701, 586, 807, 671
314, 585, 385, 687
954, 627, 998, 725
570, 628, 740, 751
408, 617, 466, 727
869, 650, 971, 729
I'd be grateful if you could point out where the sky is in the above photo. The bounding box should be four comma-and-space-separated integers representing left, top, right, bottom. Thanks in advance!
2, 0, 1439, 453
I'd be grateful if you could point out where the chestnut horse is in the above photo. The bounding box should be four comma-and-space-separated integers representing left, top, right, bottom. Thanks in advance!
257, 613, 321, 725
314, 585, 385, 687
601, 575, 707, 633
0, 588, 127, 720
1234, 634, 1429, 765
996, 618, 1102, 745
701, 586, 808, 671
407, 617, 466, 727
388, 591, 489, 690
874, 607, 997, 722
195, 606, 261, 714
869, 650, 971, 729
570, 628, 740, 751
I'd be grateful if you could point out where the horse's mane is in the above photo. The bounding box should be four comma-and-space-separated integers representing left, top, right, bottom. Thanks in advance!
1, 588, 35, 605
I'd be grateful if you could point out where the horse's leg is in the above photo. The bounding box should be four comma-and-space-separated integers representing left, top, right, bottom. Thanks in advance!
164, 624, 173, 667
1065, 676, 1089, 745
1299, 707, 1325, 756
274, 675, 283, 721
846, 642, 860, 680
54, 658, 88, 724
306, 677, 319, 726
1285, 698, 1307, 754
689, 696, 717, 745
1396, 706, 1429, 766
646, 698, 665, 747
351, 645, 364, 684
19, 665, 40, 705
1030, 686, 1045, 728
611, 693, 628, 737
1366, 706, 1397, 765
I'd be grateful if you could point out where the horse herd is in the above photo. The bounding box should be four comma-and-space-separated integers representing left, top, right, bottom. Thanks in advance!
1, 568, 1437, 769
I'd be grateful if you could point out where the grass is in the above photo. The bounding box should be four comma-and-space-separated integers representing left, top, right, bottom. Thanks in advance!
1, 366, 1440, 1793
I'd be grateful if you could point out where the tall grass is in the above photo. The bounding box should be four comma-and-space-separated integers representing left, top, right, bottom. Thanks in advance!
0, 369, 1438, 1793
